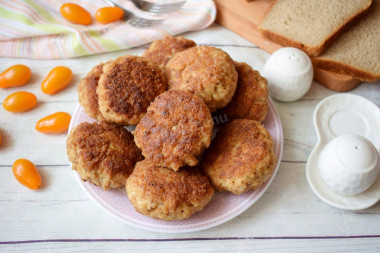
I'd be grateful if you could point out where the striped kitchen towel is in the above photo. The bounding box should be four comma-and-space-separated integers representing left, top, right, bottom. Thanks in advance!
0, 0, 216, 59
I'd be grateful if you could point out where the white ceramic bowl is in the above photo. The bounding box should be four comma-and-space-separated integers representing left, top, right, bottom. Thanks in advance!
262, 47, 313, 102
318, 134, 380, 196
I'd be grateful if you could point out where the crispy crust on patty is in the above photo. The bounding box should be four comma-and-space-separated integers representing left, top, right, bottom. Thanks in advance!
77, 63, 105, 121
126, 160, 214, 221
201, 119, 276, 194
143, 36, 196, 69
66, 122, 143, 190
220, 62, 268, 122
165, 46, 238, 112
134, 90, 213, 171
97, 55, 167, 125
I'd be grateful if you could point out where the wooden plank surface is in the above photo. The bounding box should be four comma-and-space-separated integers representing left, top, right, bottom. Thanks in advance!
214, 0, 361, 92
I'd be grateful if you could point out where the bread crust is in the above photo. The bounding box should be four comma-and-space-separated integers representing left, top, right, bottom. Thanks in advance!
312, 58, 379, 82
312, 0, 379, 82
258, 0, 373, 56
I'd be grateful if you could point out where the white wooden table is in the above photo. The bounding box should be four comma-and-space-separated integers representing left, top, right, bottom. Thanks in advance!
1, 24, 380, 252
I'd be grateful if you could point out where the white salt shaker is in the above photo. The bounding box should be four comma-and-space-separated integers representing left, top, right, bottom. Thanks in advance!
261, 47, 313, 102
318, 135, 380, 195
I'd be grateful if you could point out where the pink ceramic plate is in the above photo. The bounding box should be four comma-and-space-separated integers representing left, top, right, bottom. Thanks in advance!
68, 98, 283, 233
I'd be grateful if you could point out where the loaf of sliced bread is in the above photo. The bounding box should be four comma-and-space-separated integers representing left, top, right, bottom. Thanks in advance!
258, 0, 373, 56
313, 0, 380, 82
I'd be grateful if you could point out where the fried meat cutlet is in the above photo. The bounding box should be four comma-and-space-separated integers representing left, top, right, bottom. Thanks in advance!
142, 36, 196, 69
134, 90, 213, 171
220, 62, 268, 122
97, 55, 167, 125
77, 63, 105, 121
126, 160, 214, 221
165, 46, 238, 112
201, 119, 276, 194
66, 122, 143, 190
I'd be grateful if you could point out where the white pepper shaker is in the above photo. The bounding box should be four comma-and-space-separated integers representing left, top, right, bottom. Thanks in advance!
262, 47, 313, 102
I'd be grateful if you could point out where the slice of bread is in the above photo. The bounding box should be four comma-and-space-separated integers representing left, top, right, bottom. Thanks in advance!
258, 0, 373, 56
313, 0, 380, 82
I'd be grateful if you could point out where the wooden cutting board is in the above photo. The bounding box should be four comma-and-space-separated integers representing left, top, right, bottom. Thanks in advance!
215, 0, 361, 92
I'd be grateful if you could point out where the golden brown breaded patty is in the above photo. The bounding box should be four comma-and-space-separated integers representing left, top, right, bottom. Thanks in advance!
142, 36, 196, 69
220, 62, 268, 122
97, 55, 167, 125
77, 63, 105, 121
66, 122, 143, 190
165, 46, 238, 112
201, 119, 276, 194
126, 160, 214, 221
134, 90, 213, 171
